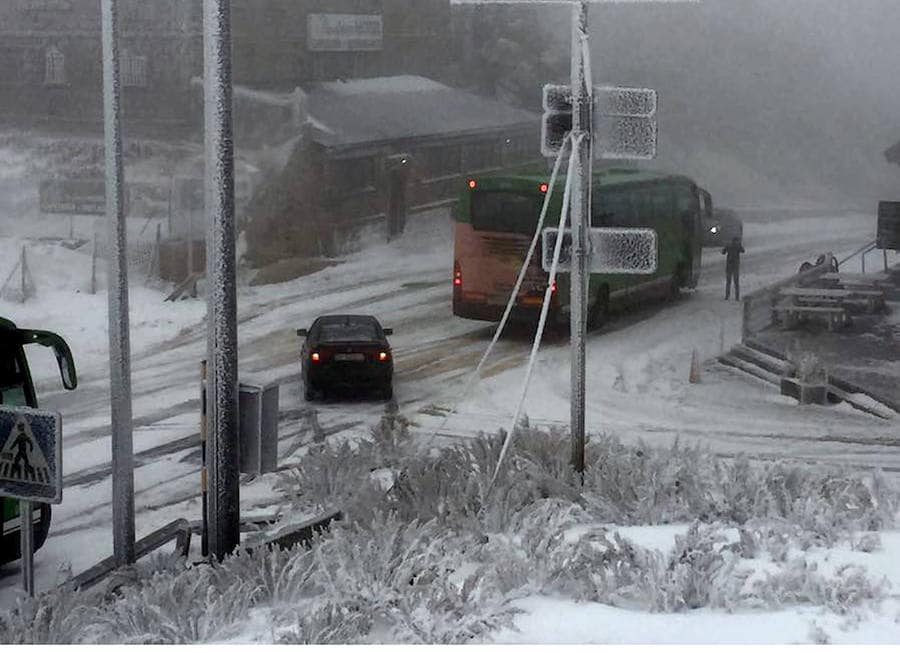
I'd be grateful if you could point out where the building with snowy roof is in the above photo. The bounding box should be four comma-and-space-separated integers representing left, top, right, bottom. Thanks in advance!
241, 75, 541, 266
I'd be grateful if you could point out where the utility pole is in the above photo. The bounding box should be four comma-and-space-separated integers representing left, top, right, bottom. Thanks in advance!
101, 0, 135, 565
569, 1, 592, 480
203, 0, 240, 561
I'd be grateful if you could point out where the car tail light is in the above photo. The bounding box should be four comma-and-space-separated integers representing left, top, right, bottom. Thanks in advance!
378, 351, 389, 362
539, 182, 549, 193
467, 179, 476, 189
310, 352, 321, 363
551, 281, 557, 293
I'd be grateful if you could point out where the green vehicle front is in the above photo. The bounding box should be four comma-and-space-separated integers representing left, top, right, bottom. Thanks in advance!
453, 166, 706, 327
0, 317, 77, 565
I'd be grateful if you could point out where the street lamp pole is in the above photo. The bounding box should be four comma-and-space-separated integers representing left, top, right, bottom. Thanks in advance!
101, 0, 135, 566
203, 0, 240, 561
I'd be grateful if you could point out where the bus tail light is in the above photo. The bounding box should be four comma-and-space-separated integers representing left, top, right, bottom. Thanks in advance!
453, 261, 462, 288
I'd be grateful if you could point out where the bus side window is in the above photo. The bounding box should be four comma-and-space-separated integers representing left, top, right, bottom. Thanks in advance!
592, 190, 613, 226
601, 190, 634, 227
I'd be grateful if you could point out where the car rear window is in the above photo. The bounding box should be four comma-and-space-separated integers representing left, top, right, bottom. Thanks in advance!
317, 321, 379, 343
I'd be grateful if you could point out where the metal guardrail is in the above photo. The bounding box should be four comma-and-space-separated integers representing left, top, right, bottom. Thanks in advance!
837, 239, 877, 268
61, 518, 192, 592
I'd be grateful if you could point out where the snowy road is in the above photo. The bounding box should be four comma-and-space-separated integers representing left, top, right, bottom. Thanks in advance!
2, 208, 898, 603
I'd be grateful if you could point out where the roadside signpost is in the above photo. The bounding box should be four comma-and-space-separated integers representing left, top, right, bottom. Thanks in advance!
452, 0, 693, 478
0, 406, 62, 597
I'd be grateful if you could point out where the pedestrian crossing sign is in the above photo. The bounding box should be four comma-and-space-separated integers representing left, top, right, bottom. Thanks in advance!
0, 407, 62, 504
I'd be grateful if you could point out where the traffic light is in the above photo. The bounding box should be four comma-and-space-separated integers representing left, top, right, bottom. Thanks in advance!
541, 84, 573, 158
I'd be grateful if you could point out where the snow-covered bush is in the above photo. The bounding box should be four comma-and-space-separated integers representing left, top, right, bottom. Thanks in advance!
82, 565, 258, 644
0, 586, 95, 644
208, 544, 316, 607
791, 351, 828, 385
746, 560, 887, 615
273, 438, 382, 522
2, 419, 897, 644
276, 601, 372, 644
639, 522, 743, 612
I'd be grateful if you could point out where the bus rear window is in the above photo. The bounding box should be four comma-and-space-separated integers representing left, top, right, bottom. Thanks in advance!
470, 191, 543, 235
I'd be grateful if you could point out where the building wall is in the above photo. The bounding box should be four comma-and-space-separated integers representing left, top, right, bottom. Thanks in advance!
0, 0, 200, 134
0, 0, 463, 135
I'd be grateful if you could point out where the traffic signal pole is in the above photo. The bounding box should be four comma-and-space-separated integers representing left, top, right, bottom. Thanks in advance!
569, 1, 592, 481
203, 0, 240, 560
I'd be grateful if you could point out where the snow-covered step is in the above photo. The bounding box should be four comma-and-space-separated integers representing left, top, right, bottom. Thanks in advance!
826, 385, 895, 420
730, 343, 795, 377
716, 353, 781, 386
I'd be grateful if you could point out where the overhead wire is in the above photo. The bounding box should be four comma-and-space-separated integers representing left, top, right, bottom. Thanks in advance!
418, 132, 575, 454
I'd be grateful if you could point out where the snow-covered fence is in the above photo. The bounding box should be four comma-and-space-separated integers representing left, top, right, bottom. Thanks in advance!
741, 256, 835, 343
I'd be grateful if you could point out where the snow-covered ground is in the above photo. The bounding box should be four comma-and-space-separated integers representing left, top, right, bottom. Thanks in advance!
2, 134, 900, 642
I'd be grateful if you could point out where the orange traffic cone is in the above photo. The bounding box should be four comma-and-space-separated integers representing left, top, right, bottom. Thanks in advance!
689, 348, 701, 384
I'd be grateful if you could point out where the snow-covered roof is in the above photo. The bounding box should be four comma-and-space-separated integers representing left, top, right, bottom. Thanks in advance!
303, 75, 539, 150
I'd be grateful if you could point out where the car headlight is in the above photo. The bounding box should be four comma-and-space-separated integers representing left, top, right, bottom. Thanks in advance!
710, 226, 718, 234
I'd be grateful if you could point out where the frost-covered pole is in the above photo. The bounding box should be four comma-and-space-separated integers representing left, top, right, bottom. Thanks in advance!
101, 0, 135, 565
570, 1, 592, 480
203, 0, 240, 560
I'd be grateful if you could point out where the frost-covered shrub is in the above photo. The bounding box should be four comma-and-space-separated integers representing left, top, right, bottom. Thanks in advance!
277, 602, 372, 644
388, 445, 484, 527
0, 586, 95, 644
386, 569, 520, 644
746, 560, 887, 615
791, 351, 828, 385
584, 436, 721, 524
209, 544, 316, 606
305, 511, 518, 643
367, 400, 412, 468
82, 566, 258, 644
273, 439, 384, 522
639, 522, 743, 612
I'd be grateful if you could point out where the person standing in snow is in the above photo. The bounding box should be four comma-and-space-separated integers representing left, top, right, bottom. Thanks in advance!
722, 236, 745, 301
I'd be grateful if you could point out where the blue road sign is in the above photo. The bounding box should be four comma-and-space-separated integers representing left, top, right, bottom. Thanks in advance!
0, 406, 62, 504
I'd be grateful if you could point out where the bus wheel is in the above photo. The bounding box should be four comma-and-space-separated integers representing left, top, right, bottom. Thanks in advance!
587, 286, 610, 330
669, 265, 687, 301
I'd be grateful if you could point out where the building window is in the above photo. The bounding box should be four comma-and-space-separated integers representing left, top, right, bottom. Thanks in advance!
44, 45, 66, 86
0, 49, 22, 85
462, 141, 501, 172
122, 50, 147, 87
333, 157, 376, 192
421, 146, 461, 178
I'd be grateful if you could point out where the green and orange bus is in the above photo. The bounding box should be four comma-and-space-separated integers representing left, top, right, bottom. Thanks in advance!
452, 167, 710, 328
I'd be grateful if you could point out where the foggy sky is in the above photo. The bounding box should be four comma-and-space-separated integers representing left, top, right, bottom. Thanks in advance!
528, 0, 899, 210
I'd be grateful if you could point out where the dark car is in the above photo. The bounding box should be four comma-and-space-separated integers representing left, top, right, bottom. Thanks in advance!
703, 207, 744, 247
297, 314, 394, 401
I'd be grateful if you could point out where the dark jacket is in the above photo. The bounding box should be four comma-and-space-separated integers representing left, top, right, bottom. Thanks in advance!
722, 242, 744, 271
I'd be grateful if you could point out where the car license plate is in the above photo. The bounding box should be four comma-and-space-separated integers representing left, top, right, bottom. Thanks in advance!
334, 353, 364, 362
